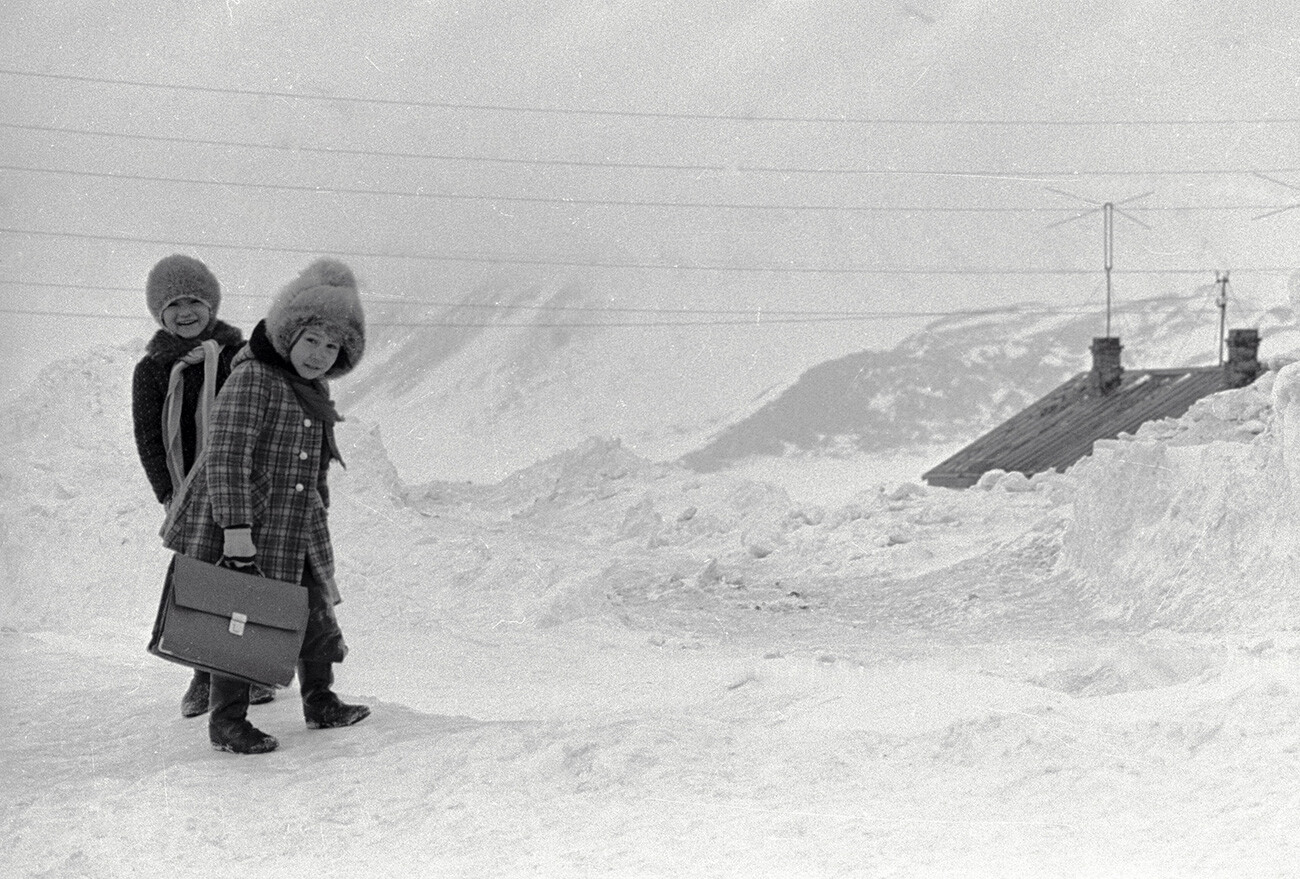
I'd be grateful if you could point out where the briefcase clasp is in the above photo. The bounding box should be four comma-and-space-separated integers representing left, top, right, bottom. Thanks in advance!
229, 612, 248, 636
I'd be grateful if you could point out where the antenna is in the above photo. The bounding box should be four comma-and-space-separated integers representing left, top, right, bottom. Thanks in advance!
1046, 189, 1153, 337
1215, 271, 1230, 364
1104, 203, 1114, 336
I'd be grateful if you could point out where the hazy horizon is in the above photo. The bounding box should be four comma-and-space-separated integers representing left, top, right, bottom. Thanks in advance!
4, 0, 1298, 413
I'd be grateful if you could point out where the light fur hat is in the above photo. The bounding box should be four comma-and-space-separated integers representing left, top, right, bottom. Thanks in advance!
146, 254, 221, 327
266, 257, 365, 379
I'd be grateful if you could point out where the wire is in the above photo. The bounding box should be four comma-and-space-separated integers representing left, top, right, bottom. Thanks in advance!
6, 227, 1296, 276
6, 121, 1300, 180
5, 68, 1300, 126
5, 163, 1299, 214
0, 298, 1196, 327
12, 226, 1289, 275
0, 162, 1065, 212
0, 278, 1217, 312
0, 122, 725, 174
0, 284, 955, 315
0, 308, 966, 326
0, 278, 951, 315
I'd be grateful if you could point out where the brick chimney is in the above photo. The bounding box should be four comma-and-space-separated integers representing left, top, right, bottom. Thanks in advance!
1224, 328, 1261, 389
1090, 336, 1123, 394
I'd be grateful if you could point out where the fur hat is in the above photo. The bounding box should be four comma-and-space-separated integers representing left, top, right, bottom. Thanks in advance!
146, 255, 221, 327
266, 258, 365, 379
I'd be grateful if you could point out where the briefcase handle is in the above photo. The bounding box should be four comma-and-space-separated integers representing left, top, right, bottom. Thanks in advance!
218, 556, 266, 578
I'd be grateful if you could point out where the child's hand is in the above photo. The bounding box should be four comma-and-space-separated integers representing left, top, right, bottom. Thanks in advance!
222, 526, 257, 565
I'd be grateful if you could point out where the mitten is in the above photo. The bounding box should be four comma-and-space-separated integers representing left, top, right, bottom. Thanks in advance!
221, 526, 259, 573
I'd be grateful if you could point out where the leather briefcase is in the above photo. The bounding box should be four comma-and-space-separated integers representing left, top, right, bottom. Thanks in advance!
148, 553, 308, 688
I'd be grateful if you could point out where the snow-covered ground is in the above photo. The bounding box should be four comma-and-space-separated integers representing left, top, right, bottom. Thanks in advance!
5, 345, 1300, 878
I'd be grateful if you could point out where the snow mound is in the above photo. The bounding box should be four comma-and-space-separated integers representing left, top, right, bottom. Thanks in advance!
1060, 372, 1300, 631
491, 437, 671, 516
0, 345, 161, 633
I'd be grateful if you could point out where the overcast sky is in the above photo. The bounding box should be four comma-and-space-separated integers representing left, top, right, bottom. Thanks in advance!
3, 0, 1299, 404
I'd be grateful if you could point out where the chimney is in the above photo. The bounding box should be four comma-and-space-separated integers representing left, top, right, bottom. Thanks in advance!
1090, 336, 1123, 394
1224, 328, 1261, 388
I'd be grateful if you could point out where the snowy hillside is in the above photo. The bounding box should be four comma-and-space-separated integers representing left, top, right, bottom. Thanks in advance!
335, 269, 910, 483
341, 287, 1300, 482
682, 299, 1296, 469
7, 335, 1300, 877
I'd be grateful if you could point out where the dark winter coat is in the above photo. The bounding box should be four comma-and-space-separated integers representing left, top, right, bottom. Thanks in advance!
132, 321, 245, 505
161, 326, 341, 602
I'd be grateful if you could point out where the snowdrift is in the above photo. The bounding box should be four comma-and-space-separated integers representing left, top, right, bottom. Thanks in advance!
1061, 366, 1300, 631
4, 338, 1299, 641
10, 340, 1300, 877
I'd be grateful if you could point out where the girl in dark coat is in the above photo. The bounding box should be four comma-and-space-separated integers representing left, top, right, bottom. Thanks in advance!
132, 254, 276, 717
162, 257, 369, 754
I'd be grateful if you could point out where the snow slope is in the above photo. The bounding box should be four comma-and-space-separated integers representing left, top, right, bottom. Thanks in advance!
681, 297, 1300, 469
345, 287, 1300, 482
6, 342, 1300, 877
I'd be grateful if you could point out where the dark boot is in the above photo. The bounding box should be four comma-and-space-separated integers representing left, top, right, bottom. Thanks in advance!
249, 683, 276, 705
299, 661, 370, 730
181, 670, 211, 718
209, 675, 278, 754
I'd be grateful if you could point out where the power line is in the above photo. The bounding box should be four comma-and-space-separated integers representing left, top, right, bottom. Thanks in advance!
0, 122, 723, 175
0, 279, 1212, 318
0, 298, 1201, 327
4, 163, 1298, 214
0, 162, 1064, 213
8, 226, 1291, 276
0, 279, 954, 315
0, 306, 977, 326
6, 121, 1300, 180
4, 68, 1299, 126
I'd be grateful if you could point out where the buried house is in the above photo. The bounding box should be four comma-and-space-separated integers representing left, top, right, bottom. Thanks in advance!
922, 329, 1264, 489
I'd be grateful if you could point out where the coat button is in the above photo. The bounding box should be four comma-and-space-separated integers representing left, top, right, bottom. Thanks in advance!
299, 451, 308, 460
295, 483, 304, 492
304, 418, 312, 427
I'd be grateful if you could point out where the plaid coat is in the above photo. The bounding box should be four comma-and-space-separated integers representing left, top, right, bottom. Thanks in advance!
162, 356, 339, 601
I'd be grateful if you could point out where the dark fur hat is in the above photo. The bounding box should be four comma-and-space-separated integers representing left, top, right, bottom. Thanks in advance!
266, 258, 365, 379
146, 255, 221, 327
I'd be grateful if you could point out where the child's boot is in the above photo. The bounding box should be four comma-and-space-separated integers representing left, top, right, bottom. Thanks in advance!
181, 669, 211, 718
299, 661, 370, 729
209, 675, 278, 754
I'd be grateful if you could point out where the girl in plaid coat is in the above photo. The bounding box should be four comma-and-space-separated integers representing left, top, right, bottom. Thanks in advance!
163, 257, 370, 754
131, 255, 277, 718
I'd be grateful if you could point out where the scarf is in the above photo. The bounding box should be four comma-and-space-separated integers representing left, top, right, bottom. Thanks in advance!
247, 320, 345, 466
150, 321, 246, 499
145, 320, 243, 363
164, 341, 218, 496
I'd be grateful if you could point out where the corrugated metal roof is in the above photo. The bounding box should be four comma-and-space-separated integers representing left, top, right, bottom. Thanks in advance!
922, 366, 1236, 488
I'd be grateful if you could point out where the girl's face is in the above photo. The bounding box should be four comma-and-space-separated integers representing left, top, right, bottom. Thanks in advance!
161, 297, 212, 339
289, 327, 341, 380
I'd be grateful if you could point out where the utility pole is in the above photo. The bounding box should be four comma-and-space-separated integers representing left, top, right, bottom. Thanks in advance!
1216, 271, 1230, 365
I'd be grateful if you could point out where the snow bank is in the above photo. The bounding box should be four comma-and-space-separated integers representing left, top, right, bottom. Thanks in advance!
13, 339, 1300, 877
0, 347, 165, 634
8, 339, 1294, 646
1060, 369, 1300, 631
